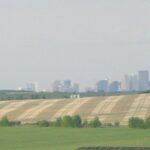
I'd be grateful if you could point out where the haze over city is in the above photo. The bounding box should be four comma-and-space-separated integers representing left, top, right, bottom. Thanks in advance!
0, 0, 150, 90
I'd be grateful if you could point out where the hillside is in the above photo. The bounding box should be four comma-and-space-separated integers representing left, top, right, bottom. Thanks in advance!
0, 93, 150, 125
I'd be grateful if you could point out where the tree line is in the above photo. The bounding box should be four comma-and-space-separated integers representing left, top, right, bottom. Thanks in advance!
0, 115, 120, 128
128, 116, 150, 129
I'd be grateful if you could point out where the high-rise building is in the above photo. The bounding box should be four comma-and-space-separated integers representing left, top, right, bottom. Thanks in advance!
96, 80, 109, 92
72, 83, 79, 93
26, 82, 38, 92
129, 74, 139, 91
52, 80, 63, 92
121, 75, 130, 91
138, 70, 149, 91
63, 80, 71, 92
109, 81, 120, 92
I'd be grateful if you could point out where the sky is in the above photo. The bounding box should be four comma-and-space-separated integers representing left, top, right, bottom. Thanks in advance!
0, 0, 150, 90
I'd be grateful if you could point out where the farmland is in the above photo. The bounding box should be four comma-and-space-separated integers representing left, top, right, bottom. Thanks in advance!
0, 127, 150, 150
0, 93, 150, 125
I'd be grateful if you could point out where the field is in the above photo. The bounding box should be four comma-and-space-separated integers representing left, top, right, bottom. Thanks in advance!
0, 127, 150, 150
0, 93, 150, 125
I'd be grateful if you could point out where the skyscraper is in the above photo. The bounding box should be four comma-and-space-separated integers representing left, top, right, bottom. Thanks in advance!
63, 80, 71, 92
26, 82, 38, 92
96, 80, 109, 92
121, 75, 130, 91
72, 83, 79, 93
138, 70, 149, 91
109, 81, 120, 92
129, 74, 138, 91
52, 80, 63, 92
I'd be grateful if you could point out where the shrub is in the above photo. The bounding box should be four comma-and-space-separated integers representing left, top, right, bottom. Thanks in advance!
145, 116, 150, 128
114, 122, 120, 127
54, 117, 62, 127
62, 116, 73, 127
82, 120, 89, 128
89, 117, 102, 128
72, 115, 82, 128
37, 120, 49, 127
128, 117, 145, 128
0, 116, 10, 127
9, 121, 21, 126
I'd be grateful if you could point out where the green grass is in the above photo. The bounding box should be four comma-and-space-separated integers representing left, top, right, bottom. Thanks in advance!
0, 127, 150, 150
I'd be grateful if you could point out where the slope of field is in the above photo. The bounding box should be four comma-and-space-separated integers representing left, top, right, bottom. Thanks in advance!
0, 127, 150, 150
0, 93, 150, 125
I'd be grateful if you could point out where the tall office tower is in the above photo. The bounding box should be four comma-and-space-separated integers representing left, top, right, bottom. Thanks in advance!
129, 74, 139, 91
63, 80, 72, 92
109, 81, 120, 92
121, 75, 130, 91
138, 70, 149, 91
26, 82, 38, 92
52, 80, 63, 92
72, 83, 79, 93
96, 79, 109, 92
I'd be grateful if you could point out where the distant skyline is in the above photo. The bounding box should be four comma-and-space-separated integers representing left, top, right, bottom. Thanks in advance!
0, 0, 150, 90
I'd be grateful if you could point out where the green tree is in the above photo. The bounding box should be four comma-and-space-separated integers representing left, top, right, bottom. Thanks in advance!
145, 116, 150, 128
128, 117, 145, 128
82, 120, 89, 128
0, 116, 10, 127
62, 116, 73, 127
37, 120, 49, 127
89, 117, 102, 128
72, 115, 82, 128
54, 118, 62, 127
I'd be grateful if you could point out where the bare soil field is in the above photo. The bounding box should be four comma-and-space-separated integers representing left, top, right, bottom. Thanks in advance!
0, 93, 150, 125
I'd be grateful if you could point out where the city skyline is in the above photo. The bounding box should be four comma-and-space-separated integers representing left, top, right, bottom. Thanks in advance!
16, 69, 150, 92
0, 1, 150, 90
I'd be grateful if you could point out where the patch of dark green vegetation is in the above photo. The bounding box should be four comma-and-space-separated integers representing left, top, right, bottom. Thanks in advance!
0, 115, 120, 128
0, 116, 21, 127
0, 90, 137, 100
128, 117, 150, 129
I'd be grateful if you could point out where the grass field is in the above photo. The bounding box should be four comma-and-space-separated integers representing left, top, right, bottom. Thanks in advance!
0, 127, 150, 150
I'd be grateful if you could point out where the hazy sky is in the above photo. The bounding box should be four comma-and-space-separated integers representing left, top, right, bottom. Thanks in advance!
0, 0, 150, 90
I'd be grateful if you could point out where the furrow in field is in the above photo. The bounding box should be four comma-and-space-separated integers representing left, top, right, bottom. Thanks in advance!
64, 98, 92, 116
0, 101, 28, 118
6, 100, 44, 120
28, 100, 59, 119
142, 94, 150, 118
53, 99, 86, 118
121, 94, 146, 125
71, 97, 106, 119
100, 95, 125, 122
104, 95, 138, 123
132, 94, 149, 119
34, 99, 73, 121
91, 96, 119, 118
16, 100, 53, 120
0, 101, 13, 109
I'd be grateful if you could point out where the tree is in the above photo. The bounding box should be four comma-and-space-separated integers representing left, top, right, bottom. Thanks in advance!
0, 116, 10, 126
82, 120, 89, 128
54, 118, 62, 127
89, 117, 102, 128
37, 120, 49, 127
145, 116, 150, 128
72, 115, 82, 128
62, 116, 73, 127
128, 117, 145, 128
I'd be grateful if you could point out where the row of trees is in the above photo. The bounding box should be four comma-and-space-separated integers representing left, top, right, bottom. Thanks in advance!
128, 117, 150, 128
0, 115, 120, 128
0, 117, 21, 127
36, 116, 102, 128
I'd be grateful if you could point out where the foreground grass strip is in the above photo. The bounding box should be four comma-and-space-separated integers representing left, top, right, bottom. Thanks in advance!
0, 127, 150, 150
